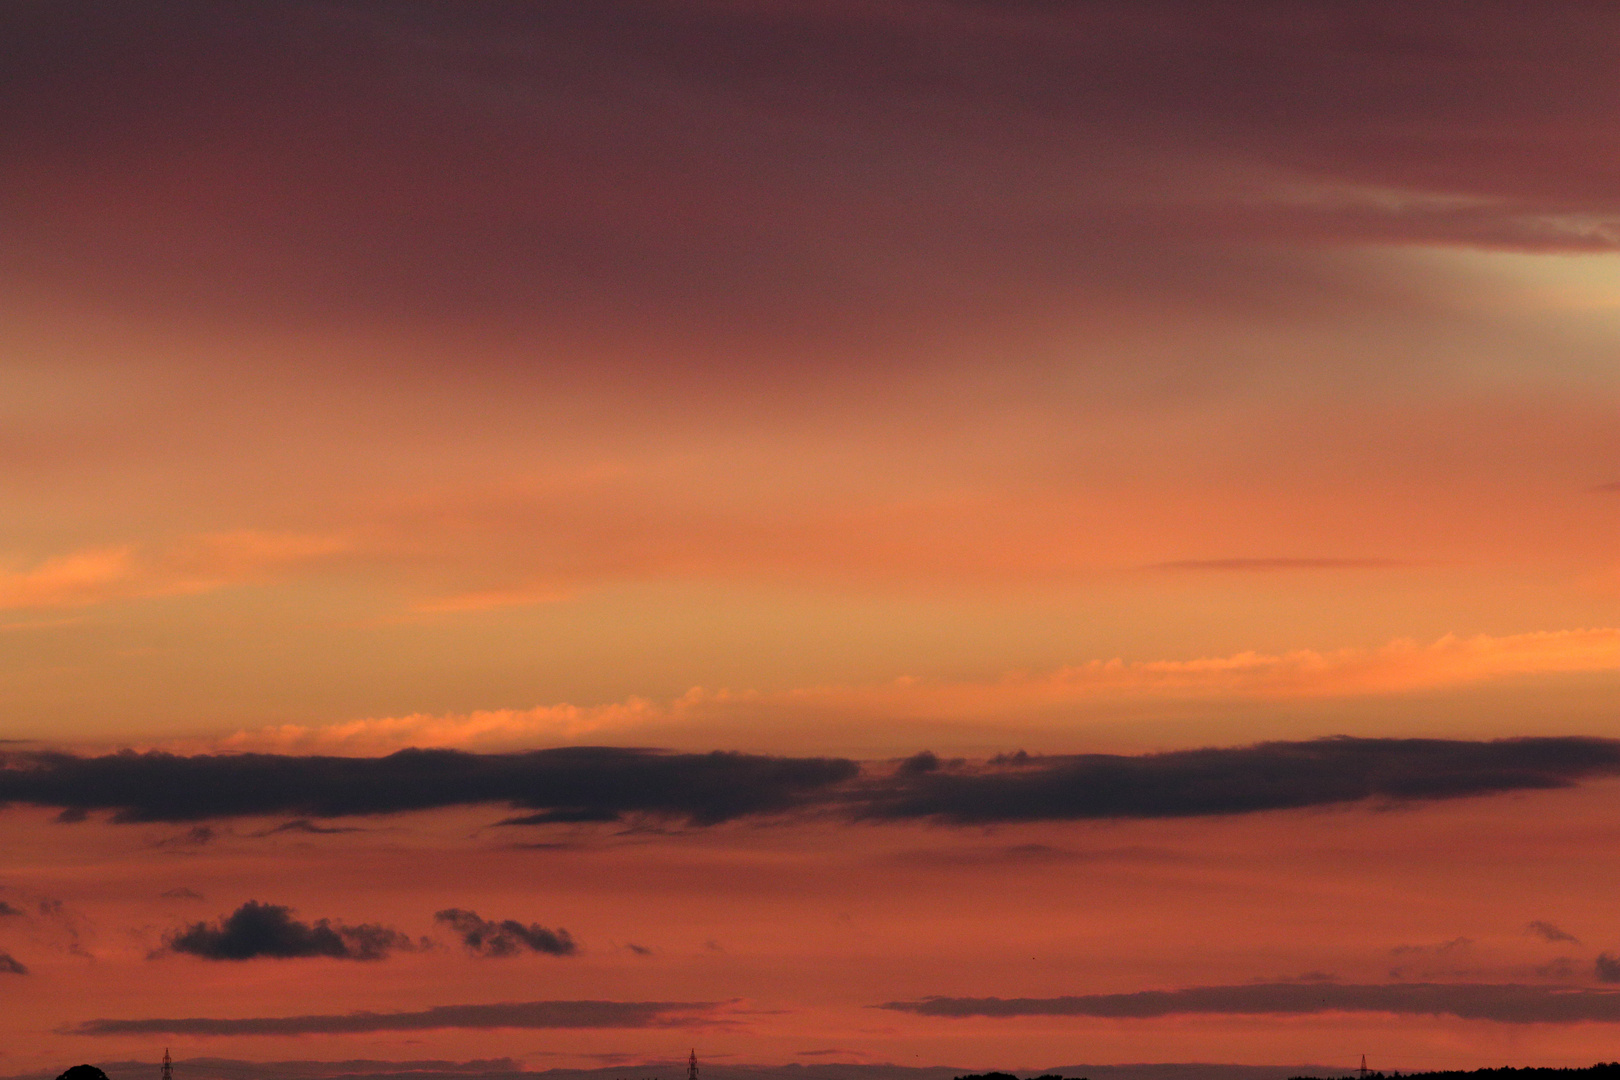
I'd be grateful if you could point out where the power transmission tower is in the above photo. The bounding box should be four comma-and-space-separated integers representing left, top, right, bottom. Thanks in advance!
1358, 1056, 1368, 1080
161, 1050, 173, 1080
688, 1050, 698, 1080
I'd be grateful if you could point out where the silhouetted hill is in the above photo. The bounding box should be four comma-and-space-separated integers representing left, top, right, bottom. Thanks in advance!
1292, 1069, 1620, 1080
9, 1058, 1358, 1080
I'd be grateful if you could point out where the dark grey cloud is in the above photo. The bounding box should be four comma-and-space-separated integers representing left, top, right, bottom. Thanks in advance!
66, 1000, 719, 1036
879, 982, 1620, 1023
159, 888, 203, 901
434, 909, 576, 958
162, 901, 410, 961
5, 737, 1616, 828
857, 737, 1620, 824
0, 951, 26, 975
0, 901, 22, 917
1595, 955, 1620, 983
1528, 921, 1581, 945
1391, 937, 1472, 957
0, 746, 858, 825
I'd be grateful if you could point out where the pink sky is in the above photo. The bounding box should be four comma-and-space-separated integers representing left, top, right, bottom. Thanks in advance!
4, 3, 1620, 1077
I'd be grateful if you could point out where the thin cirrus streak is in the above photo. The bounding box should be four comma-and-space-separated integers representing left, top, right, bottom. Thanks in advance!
63, 1000, 722, 1037
203, 628, 1620, 755
878, 983, 1620, 1024
0, 533, 351, 611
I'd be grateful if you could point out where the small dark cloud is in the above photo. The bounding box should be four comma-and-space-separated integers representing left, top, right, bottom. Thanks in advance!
879, 982, 1620, 1023
1391, 937, 1473, 956
433, 909, 575, 958
260, 819, 363, 836
0, 950, 27, 974
162, 901, 410, 961
795, 1050, 869, 1058
497, 809, 623, 826
0, 901, 23, 917
154, 825, 216, 847
1145, 558, 1407, 571
626, 943, 653, 956
1595, 954, 1620, 983
66, 1000, 719, 1036
897, 751, 941, 776
1528, 921, 1580, 944
160, 888, 203, 901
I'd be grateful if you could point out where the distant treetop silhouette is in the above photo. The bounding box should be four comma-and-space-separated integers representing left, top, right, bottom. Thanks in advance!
55, 1066, 111, 1080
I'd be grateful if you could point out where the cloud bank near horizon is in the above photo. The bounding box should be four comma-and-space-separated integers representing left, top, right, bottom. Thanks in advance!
66, 1000, 721, 1037
880, 983, 1620, 1024
4, 736, 1618, 827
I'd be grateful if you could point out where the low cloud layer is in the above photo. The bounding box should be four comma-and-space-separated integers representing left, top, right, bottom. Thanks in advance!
163, 901, 410, 961
67, 1000, 719, 1036
860, 737, 1620, 824
0, 747, 857, 825
4, 737, 1618, 828
0, 951, 25, 975
434, 909, 575, 958
880, 982, 1620, 1023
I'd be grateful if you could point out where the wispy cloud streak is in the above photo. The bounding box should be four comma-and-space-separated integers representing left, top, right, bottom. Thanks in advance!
880, 983, 1620, 1023
67, 1000, 720, 1036
216, 630, 1620, 755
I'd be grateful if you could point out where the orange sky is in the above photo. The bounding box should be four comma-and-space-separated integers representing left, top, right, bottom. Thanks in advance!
4, 3, 1620, 1077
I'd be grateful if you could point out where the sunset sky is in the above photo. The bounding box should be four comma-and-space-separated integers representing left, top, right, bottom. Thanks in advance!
5, 2, 1620, 1077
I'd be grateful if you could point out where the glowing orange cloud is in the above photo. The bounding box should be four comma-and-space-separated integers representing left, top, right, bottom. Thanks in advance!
205, 628, 1620, 755
0, 532, 351, 611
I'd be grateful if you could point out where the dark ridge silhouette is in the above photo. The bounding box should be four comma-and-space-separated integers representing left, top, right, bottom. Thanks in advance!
19, 1063, 1358, 1080
1290, 1067, 1620, 1080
